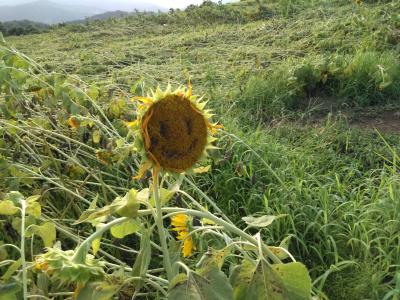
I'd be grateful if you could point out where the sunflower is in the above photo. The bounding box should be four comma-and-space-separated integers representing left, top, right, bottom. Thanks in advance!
171, 213, 195, 257
127, 84, 221, 178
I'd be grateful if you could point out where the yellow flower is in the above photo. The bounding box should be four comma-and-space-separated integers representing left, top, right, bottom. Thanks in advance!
127, 84, 220, 178
171, 213, 195, 257
67, 116, 79, 130
34, 256, 49, 273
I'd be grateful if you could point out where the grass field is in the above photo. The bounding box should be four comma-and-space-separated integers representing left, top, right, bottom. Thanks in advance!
1, 0, 400, 299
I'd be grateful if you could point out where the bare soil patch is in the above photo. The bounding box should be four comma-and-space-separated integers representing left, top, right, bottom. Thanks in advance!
350, 110, 400, 133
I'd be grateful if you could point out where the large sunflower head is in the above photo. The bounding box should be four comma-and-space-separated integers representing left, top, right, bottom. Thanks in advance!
127, 84, 220, 177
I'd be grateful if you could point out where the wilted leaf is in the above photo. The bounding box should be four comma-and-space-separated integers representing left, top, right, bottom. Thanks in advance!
76, 281, 119, 300
110, 219, 140, 239
193, 165, 211, 174
270, 262, 312, 299
25, 222, 56, 247
168, 264, 233, 300
0, 201, 19, 215
230, 259, 311, 300
92, 130, 101, 144
115, 189, 140, 217
76, 189, 140, 224
200, 248, 231, 270
242, 214, 287, 228
92, 236, 102, 256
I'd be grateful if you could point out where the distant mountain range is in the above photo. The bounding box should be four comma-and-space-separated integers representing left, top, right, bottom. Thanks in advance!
0, 0, 164, 24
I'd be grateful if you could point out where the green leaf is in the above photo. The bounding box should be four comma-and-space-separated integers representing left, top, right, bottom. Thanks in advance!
76, 281, 119, 300
242, 214, 287, 228
25, 222, 56, 247
1, 259, 21, 281
270, 262, 312, 299
5, 191, 24, 205
0, 281, 20, 298
11, 216, 36, 234
110, 219, 140, 239
115, 189, 140, 218
230, 260, 311, 300
168, 264, 233, 300
0, 200, 19, 215
131, 229, 152, 292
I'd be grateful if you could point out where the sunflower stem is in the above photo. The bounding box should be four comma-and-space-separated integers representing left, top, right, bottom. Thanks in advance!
20, 200, 28, 300
153, 171, 173, 281
72, 217, 128, 264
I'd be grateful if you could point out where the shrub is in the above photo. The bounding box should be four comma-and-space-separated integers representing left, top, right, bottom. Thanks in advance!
236, 51, 400, 120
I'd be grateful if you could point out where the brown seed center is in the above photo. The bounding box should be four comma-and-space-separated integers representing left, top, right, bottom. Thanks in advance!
142, 94, 208, 172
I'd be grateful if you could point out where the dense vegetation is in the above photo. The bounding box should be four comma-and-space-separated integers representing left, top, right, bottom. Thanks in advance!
1, 0, 400, 299
0, 20, 49, 36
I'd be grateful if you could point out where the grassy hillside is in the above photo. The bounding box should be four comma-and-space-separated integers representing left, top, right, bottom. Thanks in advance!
1, 1, 400, 299
8, 0, 400, 116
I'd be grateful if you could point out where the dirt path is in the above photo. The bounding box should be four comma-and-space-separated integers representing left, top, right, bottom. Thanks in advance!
350, 110, 400, 133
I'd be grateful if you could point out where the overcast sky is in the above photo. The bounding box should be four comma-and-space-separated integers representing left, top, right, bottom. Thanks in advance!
0, 0, 235, 9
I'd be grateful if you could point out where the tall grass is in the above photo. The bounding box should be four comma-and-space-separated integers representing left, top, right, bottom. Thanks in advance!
198, 116, 400, 299
236, 51, 400, 121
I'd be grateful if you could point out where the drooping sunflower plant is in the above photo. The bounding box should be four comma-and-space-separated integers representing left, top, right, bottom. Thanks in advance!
124, 84, 222, 276
5, 78, 314, 299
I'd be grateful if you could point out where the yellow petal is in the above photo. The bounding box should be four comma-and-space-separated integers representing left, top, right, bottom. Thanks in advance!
208, 123, 224, 135
132, 96, 153, 104
171, 214, 189, 227
177, 231, 188, 240
124, 120, 138, 129
193, 165, 211, 174
171, 226, 187, 232
187, 79, 192, 97
182, 237, 195, 257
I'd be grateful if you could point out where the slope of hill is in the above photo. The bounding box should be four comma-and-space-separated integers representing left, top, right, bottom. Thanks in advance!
2, 1, 400, 299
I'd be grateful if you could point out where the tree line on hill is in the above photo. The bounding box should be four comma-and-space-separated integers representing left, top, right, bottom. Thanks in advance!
0, 20, 49, 36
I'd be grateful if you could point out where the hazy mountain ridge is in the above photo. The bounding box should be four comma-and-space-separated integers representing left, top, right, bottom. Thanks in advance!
0, 0, 165, 24
0, 0, 103, 24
